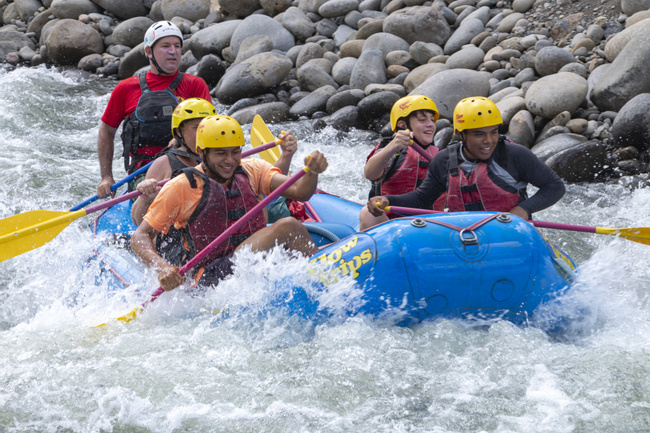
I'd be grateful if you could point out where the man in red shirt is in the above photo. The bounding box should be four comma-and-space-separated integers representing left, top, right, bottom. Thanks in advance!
97, 21, 211, 198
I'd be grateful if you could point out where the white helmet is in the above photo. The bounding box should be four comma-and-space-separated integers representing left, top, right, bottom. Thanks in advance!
144, 21, 183, 49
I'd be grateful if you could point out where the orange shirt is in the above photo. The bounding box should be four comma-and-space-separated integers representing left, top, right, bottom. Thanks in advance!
144, 158, 280, 234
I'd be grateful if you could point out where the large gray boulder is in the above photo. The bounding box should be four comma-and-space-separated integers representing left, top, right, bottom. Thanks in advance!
410, 69, 490, 119
219, 0, 261, 18
118, 43, 148, 79
349, 49, 387, 91
111, 17, 154, 48
214, 52, 293, 105
160, 0, 210, 22
51, 0, 102, 20
591, 27, 650, 112
229, 15, 295, 59
525, 72, 588, 119
14, 0, 43, 21
612, 93, 650, 152
90, 0, 149, 20
382, 6, 451, 46
189, 20, 241, 59
45, 19, 104, 65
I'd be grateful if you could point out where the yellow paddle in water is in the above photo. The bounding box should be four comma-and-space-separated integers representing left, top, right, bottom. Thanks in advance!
0, 181, 169, 262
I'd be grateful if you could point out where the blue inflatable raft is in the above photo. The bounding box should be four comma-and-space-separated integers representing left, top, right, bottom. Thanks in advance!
90, 192, 577, 327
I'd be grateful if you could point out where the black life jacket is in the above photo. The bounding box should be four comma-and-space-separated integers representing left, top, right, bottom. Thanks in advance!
120, 71, 184, 173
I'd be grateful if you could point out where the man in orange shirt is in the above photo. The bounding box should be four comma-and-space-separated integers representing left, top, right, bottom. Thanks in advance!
131, 115, 328, 291
97, 21, 211, 198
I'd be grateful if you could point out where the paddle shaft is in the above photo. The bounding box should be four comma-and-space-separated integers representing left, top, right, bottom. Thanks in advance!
70, 161, 154, 211
410, 141, 433, 162
243, 140, 280, 158
141, 167, 311, 308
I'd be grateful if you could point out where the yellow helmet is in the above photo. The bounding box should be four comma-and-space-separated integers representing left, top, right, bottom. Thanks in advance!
453, 96, 502, 133
196, 115, 245, 149
171, 98, 216, 137
390, 95, 439, 131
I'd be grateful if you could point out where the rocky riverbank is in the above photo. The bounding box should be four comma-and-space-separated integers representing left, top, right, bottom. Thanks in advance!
2, 0, 650, 184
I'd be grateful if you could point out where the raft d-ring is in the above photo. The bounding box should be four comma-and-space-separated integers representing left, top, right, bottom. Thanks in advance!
459, 228, 478, 245
496, 213, 512, 223
410, 218, 427, 228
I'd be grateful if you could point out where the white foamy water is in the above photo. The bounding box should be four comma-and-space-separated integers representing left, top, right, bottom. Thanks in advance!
1, 67, 650, 432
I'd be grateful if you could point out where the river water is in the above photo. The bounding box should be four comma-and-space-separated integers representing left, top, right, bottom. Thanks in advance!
1, 66, 650, 432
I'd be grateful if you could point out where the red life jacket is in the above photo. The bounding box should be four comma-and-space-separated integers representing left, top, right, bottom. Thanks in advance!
367, 139, 438, 198
156, 166, 267, 268
433, 143, 521, 212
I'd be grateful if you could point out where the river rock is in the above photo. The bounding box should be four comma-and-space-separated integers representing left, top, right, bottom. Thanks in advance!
382, 6, 451, 46
45, 19, 104, 65
111, 17, 153, 48
349, 48, 386, 90
231, 101, 290, 125
117, 43, 147, 78
234, 35, 274, 64
331, 56, 357, 85
188, 20, 241, 59
444, 18, 485, 55
591, 27, 650, 112
531, 132, 587, 163
282, 6, 316, 41
229, 15, 295, 59
51, 0, 102, 19
326, 88, 365, 113
318, 0, 359, 18
603, 18, 650, 62
363, 32, 410, 57
409, 41, 444, 65
14, 0, 42, 21
445, 45, 484, 70
611, 93, 650, 152
535, 46, 575, 77
90, 0, 148, 20
621, 0, 650, 15
323, 105, 360, 131
507, 109, 535, 147
219, 0, 260, 18
403, 63, 448, 93
189, 54, 227, 88
496, 95, 526, 127
289, 84, 337, 118
214, 52, 293, 105
298, 59, 339, 91
160, 0, 211, 22
410, 69, 491, 119
544, 138, 609, 182
525, 72, 588, 119
260, 0, 292, 16
356, 90, 401, 123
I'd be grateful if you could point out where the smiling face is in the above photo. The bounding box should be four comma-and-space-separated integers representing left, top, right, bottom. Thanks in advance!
199, 146, 242, 182
398, 110, 437, 146
460, 125, 500, 161
145, 35, 181, 74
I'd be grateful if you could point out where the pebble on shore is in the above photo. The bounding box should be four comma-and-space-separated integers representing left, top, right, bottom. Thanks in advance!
2, 0, 650, 184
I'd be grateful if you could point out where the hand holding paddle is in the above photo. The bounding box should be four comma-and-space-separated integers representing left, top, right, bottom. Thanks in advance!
98, 164, 314, 326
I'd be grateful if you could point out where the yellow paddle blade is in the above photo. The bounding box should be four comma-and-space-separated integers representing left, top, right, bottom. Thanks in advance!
251, 114, 281, 164
0, 209, 86, 262
595, 226, 650, 246
95, 307, 142, 327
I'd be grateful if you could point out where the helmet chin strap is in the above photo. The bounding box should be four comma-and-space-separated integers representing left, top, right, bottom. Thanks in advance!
149, 53, 174, 76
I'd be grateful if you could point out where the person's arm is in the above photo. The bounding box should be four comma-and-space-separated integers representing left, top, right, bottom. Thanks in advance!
97, 122, 117, 198
273, 130, 297, 175
130, 157, 172, 226
131, 221, 185, 291
269, 150, 328, 201
510, 145, 566, 217
364, 130, 412, 181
